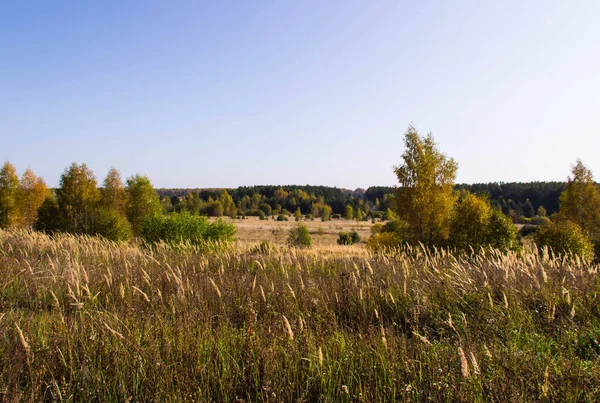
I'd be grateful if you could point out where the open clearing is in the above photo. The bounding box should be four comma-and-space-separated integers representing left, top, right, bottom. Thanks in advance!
218, 216, 375, 248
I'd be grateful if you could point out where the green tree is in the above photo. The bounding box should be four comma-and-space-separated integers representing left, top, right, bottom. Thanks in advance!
487, 208, 520, 252
558, 160, 600, 238
449, 192, 520, 253
537, 206, 547, 217
208, 200, 224, 217
0, 161, 20, 228
259, 203, 272, 216
101, 167, 127, 214
126, 174, 162, 236
94, 208, 132, 241
393, 125, 458, 245
449, 192, 492, 251
56, 163, 100, 234
161, 196, 174, 213
355, 209, 365, 221
345, 204, 354, 220
218, 190, 237, 218
34, 196, 62, 233
182, 192, 202, 215
293, 207, 302, 221
16, 168, 49, 228
523, 199, 535, 218
535, 220, 594, 260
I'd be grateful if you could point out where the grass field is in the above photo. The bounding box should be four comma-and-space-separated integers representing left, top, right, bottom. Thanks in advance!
2, 228, 600, 402
226, 217, 374, 248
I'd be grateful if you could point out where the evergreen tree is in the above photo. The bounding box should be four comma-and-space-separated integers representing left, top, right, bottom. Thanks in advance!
523, 198, 535, 218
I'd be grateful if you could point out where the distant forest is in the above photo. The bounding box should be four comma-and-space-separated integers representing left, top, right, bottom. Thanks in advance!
157, 182, 567, 220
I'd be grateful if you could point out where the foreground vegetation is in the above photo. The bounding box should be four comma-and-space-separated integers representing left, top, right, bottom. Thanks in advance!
2, 229, 600, 402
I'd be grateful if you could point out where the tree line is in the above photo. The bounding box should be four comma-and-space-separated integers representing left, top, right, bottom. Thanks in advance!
0, 163, 166, 241
157, 181, 569, 225
0, 162, 238, 244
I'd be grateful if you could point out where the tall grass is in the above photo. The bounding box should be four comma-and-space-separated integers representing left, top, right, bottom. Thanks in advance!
1, 229, 600, 401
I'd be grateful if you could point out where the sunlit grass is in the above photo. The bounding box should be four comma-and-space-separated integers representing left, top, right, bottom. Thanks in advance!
1, 228, 600, 401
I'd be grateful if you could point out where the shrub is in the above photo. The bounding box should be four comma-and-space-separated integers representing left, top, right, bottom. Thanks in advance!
141, 213, 236, 245
487, 208, 520, 252
259, 203, 272, 216
93, 209, 132, 242
381, 220, 401, 234
287, 224, 311, 248
371, 223, 383, 235
519, 224, 538, 237
534, 220, 594, 260
366, 232, 402, 252
337, 231, 360, 245
276, 214, 288, 222
529, 216, 551, 226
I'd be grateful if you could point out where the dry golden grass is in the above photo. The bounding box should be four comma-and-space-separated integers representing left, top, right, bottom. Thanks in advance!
2, 228, 600, 402
214, 216, 374, 248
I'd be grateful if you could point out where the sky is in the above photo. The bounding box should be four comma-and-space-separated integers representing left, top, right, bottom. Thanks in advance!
1, 1, 599, 189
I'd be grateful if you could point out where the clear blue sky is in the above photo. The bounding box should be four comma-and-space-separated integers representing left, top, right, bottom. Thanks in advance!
2, 1, 599, 189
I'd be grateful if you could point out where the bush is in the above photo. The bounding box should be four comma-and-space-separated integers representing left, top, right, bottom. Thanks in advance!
487, 208, 520, 252
371, 223, 383, 235
337, 231, 360, 245
141, 213, 236, 245
381, 220, 402, 234
519, 224, 538, 238
276, 214, 288, 222
259, 203, 272, 216
287, 224, 311, 248
366, 232, 402, 252
534, 220, 594, 260
93, 209, 132, 241
529, 216, 551, 226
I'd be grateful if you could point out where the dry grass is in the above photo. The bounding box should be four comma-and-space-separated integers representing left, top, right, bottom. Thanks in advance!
2, 228, 600, 402
222, 216, 374, 247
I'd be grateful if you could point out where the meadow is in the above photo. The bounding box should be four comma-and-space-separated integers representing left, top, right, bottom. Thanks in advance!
227, 217, 373, 248
2, 226, 600, 402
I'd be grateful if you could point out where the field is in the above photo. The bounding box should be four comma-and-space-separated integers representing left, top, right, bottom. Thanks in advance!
227, 217, 374, 248
2, 228, 600, 402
